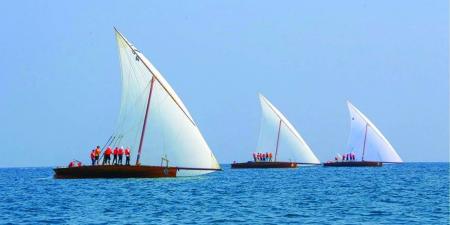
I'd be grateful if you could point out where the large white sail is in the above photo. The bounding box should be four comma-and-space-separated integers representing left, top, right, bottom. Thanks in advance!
346, 101, 402, 163
111, 28, 220, 174
256, 94, 320, 164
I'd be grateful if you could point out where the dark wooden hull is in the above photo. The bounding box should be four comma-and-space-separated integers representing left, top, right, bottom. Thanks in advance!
53, 165, 177, 179
231, 161, 297, 169
323, 161, 382, 167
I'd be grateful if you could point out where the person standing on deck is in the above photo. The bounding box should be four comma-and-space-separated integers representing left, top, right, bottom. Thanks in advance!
94, 146, 101, 165
265, 152, 269, 162
269, 152, 273, 162
104, 146, 112, 165
102, 150, 108, 165
125, 147, 131, 166
90, 150, 96, 165
112, 147, 119, 165
253, 152, 256, 162
118, 146, 124, 165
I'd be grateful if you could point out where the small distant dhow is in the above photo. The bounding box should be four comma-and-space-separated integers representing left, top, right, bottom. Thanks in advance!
231, 94, 321, 169
54, 28, 221, 179
323, 101, 403, 167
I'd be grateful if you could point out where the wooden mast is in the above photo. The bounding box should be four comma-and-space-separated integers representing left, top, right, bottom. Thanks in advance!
361, 123, 369, 162
136, 76, 155, 165
274, 120, 282, 162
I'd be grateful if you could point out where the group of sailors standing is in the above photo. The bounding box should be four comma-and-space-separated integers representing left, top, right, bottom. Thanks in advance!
90, 146, 131, 166
334, 152, 356, 161
253, 152, 273, 162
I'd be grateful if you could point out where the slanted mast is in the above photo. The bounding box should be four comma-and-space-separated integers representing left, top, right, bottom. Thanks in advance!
257, 94, 320, 164
346, 101, 402, 163
111, 28, 220, 174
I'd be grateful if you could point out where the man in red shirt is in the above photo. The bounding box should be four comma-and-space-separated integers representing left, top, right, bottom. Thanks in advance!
103, 146, 112, 165
94, 146, 101, 165
90, 150, 96, 165
118, 147, 124, 165
125, 147, 131, 166
112, 147, 119, 165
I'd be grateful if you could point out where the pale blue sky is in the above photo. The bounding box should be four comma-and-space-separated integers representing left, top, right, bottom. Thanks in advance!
0, 1, 448, 167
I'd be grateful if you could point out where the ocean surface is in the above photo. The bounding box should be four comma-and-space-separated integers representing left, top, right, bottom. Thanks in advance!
0, 163, 448, 224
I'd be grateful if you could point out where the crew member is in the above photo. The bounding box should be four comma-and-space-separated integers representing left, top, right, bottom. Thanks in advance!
118, 146, 124, 165
103, 146, 112, 165
253, 152, 256, 162
125, 147, 131, 166
90, 150, 96, 165
95, 146, 101, 165
112, 147, 119, 165
102, 149, 107, 165
269, 152, 273, 162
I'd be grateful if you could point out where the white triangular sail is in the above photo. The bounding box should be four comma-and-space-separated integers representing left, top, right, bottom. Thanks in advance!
111, 28, 220, 175
346, 101, 402, 163
256, 94, 320, 164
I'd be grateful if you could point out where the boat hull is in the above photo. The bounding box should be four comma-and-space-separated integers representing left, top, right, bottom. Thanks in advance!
323, 161, 382, 167
53, 165, 177, 179
231, 161, 297, 169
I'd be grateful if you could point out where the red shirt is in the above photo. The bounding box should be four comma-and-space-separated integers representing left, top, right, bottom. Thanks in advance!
113, 148, 118, 155
118, 149, 123, 155
105, 148, 112, 156
125, 149, 130, 156
90, 151, 95, 159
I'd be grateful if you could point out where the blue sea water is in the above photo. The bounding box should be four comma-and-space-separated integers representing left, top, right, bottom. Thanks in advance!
0, 163, 448, 225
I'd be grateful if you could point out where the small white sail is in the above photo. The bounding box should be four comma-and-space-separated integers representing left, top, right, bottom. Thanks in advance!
112, 29, 220, 175
346, 101, 402, 163
256, 94, 320, 164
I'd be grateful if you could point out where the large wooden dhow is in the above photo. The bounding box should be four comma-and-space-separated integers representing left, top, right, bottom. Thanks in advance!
231, 94, 320, 169
323, 101, 402, 167
54, 28, 221, 179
